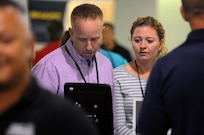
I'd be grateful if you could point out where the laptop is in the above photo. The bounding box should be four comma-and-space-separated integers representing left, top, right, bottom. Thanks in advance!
64, 83, 113, 135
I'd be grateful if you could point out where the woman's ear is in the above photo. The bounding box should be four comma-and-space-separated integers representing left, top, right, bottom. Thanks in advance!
159, 40, 163, 51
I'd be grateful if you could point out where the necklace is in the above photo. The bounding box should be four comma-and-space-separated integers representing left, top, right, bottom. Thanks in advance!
135, 60, 145, 98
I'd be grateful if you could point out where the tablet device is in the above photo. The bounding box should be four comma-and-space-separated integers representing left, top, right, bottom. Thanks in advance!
64, 83, 113, 135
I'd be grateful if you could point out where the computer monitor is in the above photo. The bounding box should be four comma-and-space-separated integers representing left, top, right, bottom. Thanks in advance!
64, 83, 113, 135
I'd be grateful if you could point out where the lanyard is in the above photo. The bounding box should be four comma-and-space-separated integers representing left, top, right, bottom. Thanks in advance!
135, 60, 145, 98
65, 45, 99, 84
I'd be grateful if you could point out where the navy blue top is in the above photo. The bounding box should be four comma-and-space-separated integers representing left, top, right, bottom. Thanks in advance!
137, 29, 204, 135
0, 77, 99, 135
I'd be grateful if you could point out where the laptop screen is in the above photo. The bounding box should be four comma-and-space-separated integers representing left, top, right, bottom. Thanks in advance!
64, 83, 113, 135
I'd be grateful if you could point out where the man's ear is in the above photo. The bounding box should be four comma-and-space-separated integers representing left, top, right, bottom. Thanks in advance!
26, 34, 35, 68
102, 26, 105, 34
28, 34, 35, 57
180, 6, 188, 21
68, 27, 74, 41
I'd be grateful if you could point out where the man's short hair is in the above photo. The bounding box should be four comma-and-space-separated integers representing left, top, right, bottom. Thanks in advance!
71, 3, 103, 26
0, 0, 25, 13
0, 0, 30, 34
182, 0, 204, 16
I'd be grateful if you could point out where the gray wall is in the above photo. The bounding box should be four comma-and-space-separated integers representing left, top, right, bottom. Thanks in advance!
114, 0, 190, 59
114, 0, 157, 59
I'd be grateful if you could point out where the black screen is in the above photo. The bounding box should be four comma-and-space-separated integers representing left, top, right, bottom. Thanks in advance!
64, 83, 113, 135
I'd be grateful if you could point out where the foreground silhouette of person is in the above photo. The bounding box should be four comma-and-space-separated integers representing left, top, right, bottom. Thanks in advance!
137, 0, 204, 134
0, 1, 98, 135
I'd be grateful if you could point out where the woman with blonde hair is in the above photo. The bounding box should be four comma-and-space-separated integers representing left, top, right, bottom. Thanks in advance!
113, 16, 168, 135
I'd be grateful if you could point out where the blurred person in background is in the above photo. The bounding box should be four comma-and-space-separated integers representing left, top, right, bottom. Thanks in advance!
99, 48, 127, 68
101, 22, 132, 62
33, 20, 64, 66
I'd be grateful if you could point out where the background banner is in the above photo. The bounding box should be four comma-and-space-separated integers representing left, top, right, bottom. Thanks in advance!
29, 0, 67, 43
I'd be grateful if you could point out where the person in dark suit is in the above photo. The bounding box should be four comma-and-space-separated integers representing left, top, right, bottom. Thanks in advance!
137, 0, 204, 134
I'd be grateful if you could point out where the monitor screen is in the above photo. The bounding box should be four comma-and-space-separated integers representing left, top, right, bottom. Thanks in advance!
64, 83, 113, 135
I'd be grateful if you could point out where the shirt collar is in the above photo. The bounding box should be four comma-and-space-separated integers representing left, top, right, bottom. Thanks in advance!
186, 29, 204, 43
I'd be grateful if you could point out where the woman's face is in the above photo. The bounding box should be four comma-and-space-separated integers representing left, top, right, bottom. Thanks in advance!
131, 26, 161, 63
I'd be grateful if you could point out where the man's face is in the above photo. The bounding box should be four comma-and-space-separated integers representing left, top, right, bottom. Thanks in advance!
69, 17, 104, 59
0, 7, 33, 89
